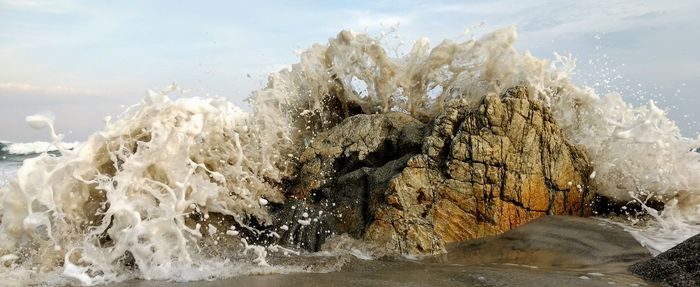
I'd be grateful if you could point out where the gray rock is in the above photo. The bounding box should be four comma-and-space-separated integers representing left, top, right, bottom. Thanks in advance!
630, 233, 700, 287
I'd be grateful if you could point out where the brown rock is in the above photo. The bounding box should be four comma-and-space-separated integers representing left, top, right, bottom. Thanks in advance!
272, 86, 595, 255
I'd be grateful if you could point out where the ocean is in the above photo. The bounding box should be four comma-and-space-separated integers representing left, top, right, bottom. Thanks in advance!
0, 141, 81, 187
0, 141, 52, 187
0, 27, 699, 286
0, 157, 20, 188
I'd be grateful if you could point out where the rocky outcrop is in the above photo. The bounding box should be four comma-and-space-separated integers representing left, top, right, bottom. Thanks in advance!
630, 234, 700, 287
271, 86, 595, 255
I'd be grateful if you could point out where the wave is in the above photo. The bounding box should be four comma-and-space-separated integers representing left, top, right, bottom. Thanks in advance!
0, 141, 80, 157
0, 27, 698, 285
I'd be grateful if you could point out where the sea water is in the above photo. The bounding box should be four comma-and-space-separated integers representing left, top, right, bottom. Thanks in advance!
0, 27, 698, 286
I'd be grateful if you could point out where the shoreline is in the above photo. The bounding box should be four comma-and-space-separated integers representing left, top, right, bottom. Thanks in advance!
103, 216, 656, 287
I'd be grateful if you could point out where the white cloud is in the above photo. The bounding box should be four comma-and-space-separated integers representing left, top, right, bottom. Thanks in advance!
0, 0, 82, 13
430, 1, 529, 15
0, 0, 698, 139
0, 82, 97, 96
350, 11, 413, 32
0, 82, 132, 106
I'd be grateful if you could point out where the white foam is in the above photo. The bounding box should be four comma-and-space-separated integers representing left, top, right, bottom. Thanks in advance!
1, 27, 699, 285
605, 198, 700, 255
25, 114, 54, 130
255, 27, 700, 253
0, 87, 294, 285
0, 164, 16, 182
0, 141, 80, 155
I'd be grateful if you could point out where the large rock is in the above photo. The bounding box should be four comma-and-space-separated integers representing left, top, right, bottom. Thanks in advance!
272, 86, 595, 255
630, 234, 700, 287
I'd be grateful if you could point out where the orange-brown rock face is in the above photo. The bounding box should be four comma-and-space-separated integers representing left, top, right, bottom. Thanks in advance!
275, 87, 595, 255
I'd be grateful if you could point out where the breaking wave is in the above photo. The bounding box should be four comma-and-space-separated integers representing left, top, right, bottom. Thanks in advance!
0, 141, 80, 157
0, 27, 698, 285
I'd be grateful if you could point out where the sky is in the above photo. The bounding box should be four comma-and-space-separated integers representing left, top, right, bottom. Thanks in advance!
1, 0, 699, 141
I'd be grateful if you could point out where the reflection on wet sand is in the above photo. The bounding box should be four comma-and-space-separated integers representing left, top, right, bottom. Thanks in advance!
111, 216, 656, 287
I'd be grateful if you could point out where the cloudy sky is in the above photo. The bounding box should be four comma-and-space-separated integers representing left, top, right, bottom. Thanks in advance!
1, 0, 699, 141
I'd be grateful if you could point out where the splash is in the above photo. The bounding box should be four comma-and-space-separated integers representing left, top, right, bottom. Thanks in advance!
253, 27, 700, 253
0, 27, 699, 285
0, 86, 296, 284
260, 26, 700, 197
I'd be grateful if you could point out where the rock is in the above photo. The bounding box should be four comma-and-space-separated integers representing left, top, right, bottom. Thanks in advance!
272, 113, 425, 250
630, 233, 700, 287
289, 112, 425, 200
272, 86, 596, 255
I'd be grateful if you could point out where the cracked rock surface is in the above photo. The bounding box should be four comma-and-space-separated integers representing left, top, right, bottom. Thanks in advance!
271, 86, 595, 255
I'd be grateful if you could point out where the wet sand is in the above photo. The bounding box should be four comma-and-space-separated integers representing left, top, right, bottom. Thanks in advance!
107, 216, 656, 287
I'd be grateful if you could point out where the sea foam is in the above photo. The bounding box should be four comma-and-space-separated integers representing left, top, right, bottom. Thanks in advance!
0, 27, 698, 285
0, 141, 80, 156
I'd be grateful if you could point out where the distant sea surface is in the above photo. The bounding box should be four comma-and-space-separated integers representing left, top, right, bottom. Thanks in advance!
0, 141, 78, 187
